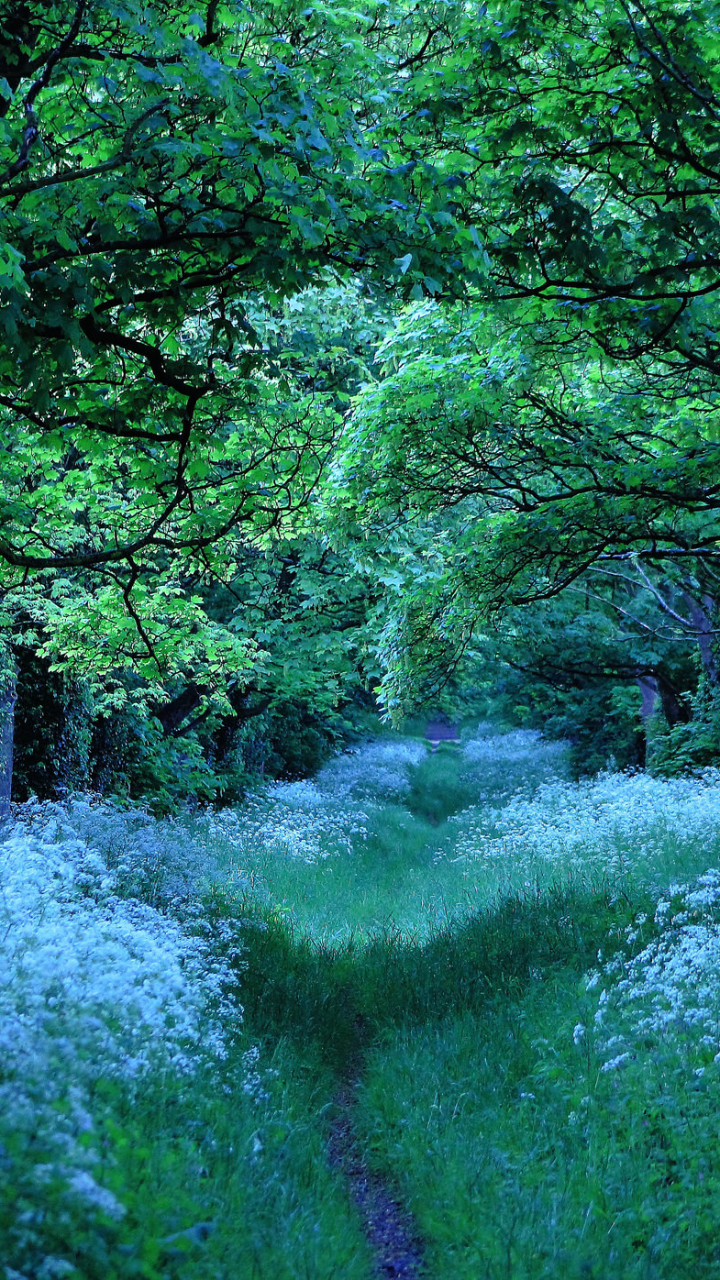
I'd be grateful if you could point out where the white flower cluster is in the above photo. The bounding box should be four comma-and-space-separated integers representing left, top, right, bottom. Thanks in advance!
462, 726, 566, 767
318, 739, 427, 800
15, 793, 219, 909
445, 769, 720, 886
590, 869, 720, 1072
0, 831, 234, 1082
0, 807, 243, 1262
208, 785, 371, 865
208, 739, 425, 866
458, 726, 568, 806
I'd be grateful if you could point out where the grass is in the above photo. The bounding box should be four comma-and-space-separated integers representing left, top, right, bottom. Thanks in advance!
354, 962, 720, 1279
2, 1027, 374, 1280
222, 735, 720, 1278
214, 734, 571, 942
11, 729, 720, 1277
106, 1042, 373, 1280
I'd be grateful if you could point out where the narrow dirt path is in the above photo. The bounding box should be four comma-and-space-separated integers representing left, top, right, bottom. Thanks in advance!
329, 1080, 425, 1279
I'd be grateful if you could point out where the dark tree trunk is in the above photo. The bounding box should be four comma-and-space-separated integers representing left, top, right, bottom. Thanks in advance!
0, 659, 17, 821
682, 592, 718, 684
636, 671, 691, 728
154, 682, 203, 736
656, 672, 691, 727
637, 676, 659, 721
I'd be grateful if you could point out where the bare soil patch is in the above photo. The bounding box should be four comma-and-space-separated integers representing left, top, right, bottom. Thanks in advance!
329, 1083, 425, 1279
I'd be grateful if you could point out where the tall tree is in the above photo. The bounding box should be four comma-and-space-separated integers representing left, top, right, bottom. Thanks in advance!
0, 0, 466, 789
333, 0, 720, 708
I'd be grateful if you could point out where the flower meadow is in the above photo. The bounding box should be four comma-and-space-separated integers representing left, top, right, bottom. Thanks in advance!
340, 735, 720, 1278
446, 761, 720, 892
589, 868, 720, 1077
7, 728, 720, 1276
0, 801, 247, 1278
206, 736, 426, 869
206, 777, 372, 867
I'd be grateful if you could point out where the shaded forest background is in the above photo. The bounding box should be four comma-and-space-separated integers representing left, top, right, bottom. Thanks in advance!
3, 0, 720, 810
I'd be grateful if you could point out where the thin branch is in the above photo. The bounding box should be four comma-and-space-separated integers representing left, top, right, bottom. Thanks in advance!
0, 0, 86, 183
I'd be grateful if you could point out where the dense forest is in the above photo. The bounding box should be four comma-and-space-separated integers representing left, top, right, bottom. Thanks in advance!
5, 1, 720, 1277
3, 0, 720, 807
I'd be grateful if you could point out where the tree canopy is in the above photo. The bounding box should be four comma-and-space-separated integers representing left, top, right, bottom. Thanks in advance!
5, 0, 720, 799
330, 0, 720, 716
0, 0, 463, 694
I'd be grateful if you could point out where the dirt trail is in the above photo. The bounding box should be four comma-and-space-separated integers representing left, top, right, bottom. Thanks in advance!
329, 1080, 425, 1279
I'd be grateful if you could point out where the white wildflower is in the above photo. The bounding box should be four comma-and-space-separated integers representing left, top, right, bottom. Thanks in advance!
601, 1053, 631, 1072
0, 802, 244, 1267
66, 1171, 125, 1220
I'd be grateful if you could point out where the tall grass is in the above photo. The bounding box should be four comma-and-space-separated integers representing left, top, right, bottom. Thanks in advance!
8, 727, 720, 1277
0, 799, 370, 1279
224, 729, 720, 1277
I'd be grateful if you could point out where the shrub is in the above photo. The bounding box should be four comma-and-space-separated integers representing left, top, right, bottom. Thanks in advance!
648, 680, 720, 776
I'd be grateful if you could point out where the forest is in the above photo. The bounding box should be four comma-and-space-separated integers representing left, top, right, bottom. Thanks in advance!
4, 0, 720, 1275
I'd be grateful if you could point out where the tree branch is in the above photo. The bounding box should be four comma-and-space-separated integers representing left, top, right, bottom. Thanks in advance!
0, 0, 86, 183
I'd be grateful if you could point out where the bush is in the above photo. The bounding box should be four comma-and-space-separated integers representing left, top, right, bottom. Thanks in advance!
12, 650, 344, 814
530, 682, 645, 778
13, 648, 93, 800
648, 681, 720, 776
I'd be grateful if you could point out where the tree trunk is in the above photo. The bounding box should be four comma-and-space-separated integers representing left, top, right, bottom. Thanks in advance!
655, 672, 691, 727
636, 671, 690, 727
682, 592, 718, 683
637, 676, 659, 721
0, 658, 16, 821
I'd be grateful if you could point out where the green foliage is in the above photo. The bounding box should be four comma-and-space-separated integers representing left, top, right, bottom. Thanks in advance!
522, 682, 645, 778
649, 681, 720, 776
9, 0, 720, 765
13, 647, 93, 799
11, 638, 356, 809
0, 0, 465, 716
323, 0, 720, 714
332, 295, 720, 709
262, 700, 337, 779
95, 710, 223, 813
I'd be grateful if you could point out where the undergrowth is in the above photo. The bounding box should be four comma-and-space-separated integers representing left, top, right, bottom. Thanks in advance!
7, 726, 720, 1276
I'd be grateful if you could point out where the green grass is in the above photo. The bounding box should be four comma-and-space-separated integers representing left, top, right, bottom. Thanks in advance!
43, 1027, 373, 1280
231, 801, 461, 941
35, 736, 720, 1278
3, 1029, 373, 1280
231, 877, 720, 1279
217, 738, 573, 942
235, 870, 720, 1279
216, 742, 720, 1279
237, 881, 638, 1065
354, 965, 720, 1279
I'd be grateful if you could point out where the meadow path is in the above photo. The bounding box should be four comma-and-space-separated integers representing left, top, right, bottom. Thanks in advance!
329, 1080, 425, 1279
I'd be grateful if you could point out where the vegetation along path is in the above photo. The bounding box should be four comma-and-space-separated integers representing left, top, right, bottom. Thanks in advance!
8, 726, 720, 1277
8, 5, 720, 1274
220, 727, 720, 1277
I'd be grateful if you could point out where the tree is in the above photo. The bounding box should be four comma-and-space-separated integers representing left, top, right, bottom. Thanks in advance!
332, 0, 720, 714
0, 0, 470, 809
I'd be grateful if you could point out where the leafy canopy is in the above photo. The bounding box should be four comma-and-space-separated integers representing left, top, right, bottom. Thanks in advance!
0, 0, 470, 704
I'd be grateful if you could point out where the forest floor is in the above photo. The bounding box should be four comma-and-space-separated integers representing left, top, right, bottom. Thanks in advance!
6, 727, 720, 1277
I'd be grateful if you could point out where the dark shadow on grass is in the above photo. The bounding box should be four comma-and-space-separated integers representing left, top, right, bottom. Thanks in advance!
238, 884, 647, 1075
403, 748, 476, 827
238, 910, 366, 1071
